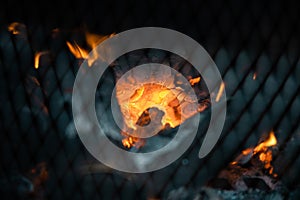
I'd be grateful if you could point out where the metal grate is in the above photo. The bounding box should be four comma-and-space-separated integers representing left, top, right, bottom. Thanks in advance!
0, 0, 300, 199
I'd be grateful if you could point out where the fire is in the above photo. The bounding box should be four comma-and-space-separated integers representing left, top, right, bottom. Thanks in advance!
115, 66, 204, 148
66, 41, 89, 60
254, 131, 277, 175
34, 51, 48, 69
232, 131, 278, 176
215, 82, 225, 102
189, 77, 201, 86
127, 83, 182, 129
85, 32, 115, 66
117, 82, 199, 139
254, 131, 277, 153
122, 136, 144, 149
66, 32, 115, 66
85, 32, 115, 49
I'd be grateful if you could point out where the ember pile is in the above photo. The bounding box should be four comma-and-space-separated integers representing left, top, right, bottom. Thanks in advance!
164, 131, 297, 200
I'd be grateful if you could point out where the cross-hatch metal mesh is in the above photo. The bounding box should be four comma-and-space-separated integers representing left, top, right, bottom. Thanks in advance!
0, 0, 300, 199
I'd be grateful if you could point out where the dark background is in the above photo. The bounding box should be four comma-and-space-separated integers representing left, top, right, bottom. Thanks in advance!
0, 0, 300, 199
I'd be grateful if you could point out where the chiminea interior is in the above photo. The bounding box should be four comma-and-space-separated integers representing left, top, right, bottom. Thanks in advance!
0, 0, 300, 199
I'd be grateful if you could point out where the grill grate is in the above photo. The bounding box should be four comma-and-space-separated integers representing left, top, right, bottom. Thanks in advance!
0, 0, 300, 199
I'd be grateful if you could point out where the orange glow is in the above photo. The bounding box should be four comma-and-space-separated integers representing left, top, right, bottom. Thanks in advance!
34, 51, 48, 69
128, 83, 183, 129
117, 83, 199, 135
85, 32, 115, 49
189, 77, 201, 86
231, 131, 278, 176
253, 72, 257, 80
230, 161, 237, 165
215, 82, 225, 102
8, 22, 25, 35
242, 148, 253, 155
66, 41, 89, 60
116, 74, 203, 148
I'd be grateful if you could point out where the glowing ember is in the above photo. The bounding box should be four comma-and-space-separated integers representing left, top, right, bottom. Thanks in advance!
122, 136, 144, 149
8, 22, 26, 35
189, 77, 201, 86
215, 82, 225, 102
115, 65, 203, 148
253, 72, 257, 80
117, 81, 199, 140
127, 83, 182, 129
242, 148, 253, 155
34, 51, 48, 69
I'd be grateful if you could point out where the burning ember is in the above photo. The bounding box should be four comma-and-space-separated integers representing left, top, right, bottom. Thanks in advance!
210, 131, 282, 191
210, 131, 280, 192
231, 131, 277, 176
254, 131, 277, 175
122, 135, 145, 149
115, 65, 206, 149
189, 76, 201, 86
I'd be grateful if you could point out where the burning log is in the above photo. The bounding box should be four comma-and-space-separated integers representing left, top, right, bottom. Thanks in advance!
208, 131, 282, 192
164, 132, 290, 199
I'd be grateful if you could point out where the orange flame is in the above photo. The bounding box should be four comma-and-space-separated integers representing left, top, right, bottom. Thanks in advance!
122, 136, 144, 149
85, 32, 115, 66
66, 32, 115, 67
215, 82, 225, 102
254, 131, 277, 153
66, 41, 89, 60
189, 77, 201, 86
85, 32, 115, 49
34, 51, 48, 69
254, 131, 277, 175
231, 131, 277, 176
